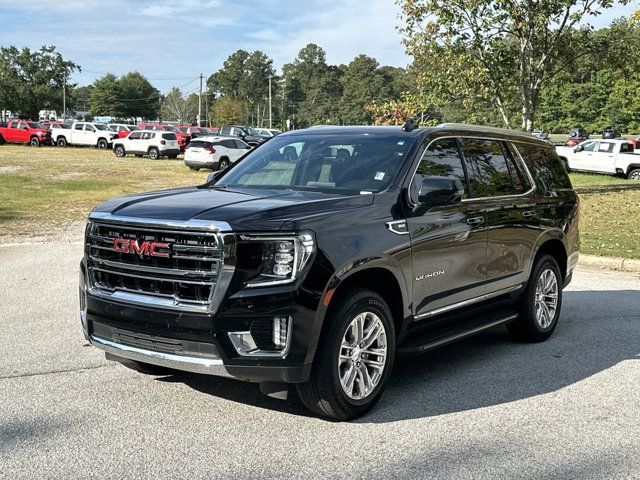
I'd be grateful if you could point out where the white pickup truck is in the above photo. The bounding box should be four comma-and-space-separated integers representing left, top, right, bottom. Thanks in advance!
556, 139, 640, 179
52, 122, 119, 149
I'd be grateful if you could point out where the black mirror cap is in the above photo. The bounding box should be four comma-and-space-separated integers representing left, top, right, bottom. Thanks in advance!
418, 176, 464, 207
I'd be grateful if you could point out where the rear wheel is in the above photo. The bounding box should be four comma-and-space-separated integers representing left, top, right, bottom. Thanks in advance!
0, 135, 5, 145
218, 158, 229, 170
507, 254, 562, 342
628, 168, 640, 180
296, 288, 395, 420
30, 136, 41, 147
189, 166, 200, 171
148, 147, 159, 160
56, 137, 67, 147
114, 145, 126, 157
97, 138, 108, 149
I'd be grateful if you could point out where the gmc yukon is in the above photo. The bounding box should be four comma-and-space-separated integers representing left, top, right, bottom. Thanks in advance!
79, 123, 580, 420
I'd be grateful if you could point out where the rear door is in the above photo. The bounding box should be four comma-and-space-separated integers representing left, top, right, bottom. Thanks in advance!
405, 137, 488, 319
459, 138, 540, 293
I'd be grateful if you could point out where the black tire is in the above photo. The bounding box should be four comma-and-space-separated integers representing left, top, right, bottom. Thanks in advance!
0, 135, 5, 145
134, 154, 143, 158
296, 288, 396, 420
189, 166, 200, 171
114, 145, 126, 157
507, 254, 563, 342
148, 147, 159, 160
97, 138, 108, 149
120, 359, 174, 376
218, 158, 230, 170
30, 136, 41, 147
57, 137, 67, 147
628, 168, 640, 180
168, 154, 178, 159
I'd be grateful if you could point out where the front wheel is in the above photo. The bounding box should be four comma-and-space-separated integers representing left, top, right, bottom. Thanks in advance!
30, 136, 41, 147
56, 137, 67, 147
296, 288, 395, 420
114, 145, 126, 157
148, 147, 159, 160
628, 168, 640, 180
97, 139, 108, 149
507, 254, 562, 342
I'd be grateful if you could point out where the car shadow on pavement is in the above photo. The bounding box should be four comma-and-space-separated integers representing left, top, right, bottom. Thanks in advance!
159, 289, 639, 422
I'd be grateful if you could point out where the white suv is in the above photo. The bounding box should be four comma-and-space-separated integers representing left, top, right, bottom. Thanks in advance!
113, 130, 180, 160
183, 136, 251, 170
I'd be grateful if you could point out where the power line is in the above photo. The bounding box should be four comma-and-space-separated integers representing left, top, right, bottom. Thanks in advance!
80, 69, 197, 81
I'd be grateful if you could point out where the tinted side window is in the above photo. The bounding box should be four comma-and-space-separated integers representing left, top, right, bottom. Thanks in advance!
415, 138, 468, 199
620, 142, 634, 153
75, 123, 84, 130
162, 133, 176, 140
219, 127, 230, 135
516, 143, 572, 192
221, 139, 236, 148
459, 139, 516, 197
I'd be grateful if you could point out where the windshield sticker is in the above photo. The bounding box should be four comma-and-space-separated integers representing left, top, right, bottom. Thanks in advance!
374, 172, 385, 181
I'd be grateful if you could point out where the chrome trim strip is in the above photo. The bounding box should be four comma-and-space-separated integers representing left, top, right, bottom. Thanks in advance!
91, 335, 233, 378
89, 211, 232, 233
91, 266, 214, 286
89, 256, 218, 278
414, 284, 523, 320
89, 289, 210, 310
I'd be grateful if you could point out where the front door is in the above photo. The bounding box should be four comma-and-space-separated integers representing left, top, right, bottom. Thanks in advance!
405, 137, 488, 319
570, 140, 597, 171
589, 141, 616, 174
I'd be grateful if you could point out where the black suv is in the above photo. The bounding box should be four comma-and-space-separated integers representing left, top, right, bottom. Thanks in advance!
79, 124, 580, 420
217, 125, 264, 146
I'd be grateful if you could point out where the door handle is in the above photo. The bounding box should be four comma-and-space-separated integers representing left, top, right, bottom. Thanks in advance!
467, 216, 485, 226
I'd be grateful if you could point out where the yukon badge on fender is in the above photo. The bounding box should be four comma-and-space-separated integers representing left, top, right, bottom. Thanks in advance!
79, 123, 580, 420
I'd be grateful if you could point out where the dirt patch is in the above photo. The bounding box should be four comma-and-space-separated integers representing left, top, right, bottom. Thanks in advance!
50, 172, 87, 181
0, 166, 23, 174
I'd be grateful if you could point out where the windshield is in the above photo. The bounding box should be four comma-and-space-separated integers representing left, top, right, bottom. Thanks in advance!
28, 122, 43, 128
94, 124, 108, 131
216, 133, 416, 194
164, 126, 179, 132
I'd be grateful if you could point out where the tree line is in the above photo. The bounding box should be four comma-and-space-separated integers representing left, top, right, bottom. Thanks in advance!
2, 1, 640, 134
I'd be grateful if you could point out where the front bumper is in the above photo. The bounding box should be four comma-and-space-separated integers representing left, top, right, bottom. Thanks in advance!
80, 263, 317, 384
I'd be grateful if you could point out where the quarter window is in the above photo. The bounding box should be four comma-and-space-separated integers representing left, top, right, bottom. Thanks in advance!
517, 143, 572, 192
459, 138, 519, 197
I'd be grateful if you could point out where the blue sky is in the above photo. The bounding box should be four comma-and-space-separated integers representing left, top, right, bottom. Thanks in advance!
0, 0, 637, 94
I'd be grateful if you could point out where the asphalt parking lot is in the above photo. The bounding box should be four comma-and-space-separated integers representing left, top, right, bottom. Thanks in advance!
1, 240, 639, 479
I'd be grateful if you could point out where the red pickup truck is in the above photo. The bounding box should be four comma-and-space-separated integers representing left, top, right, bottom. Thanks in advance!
0, 120, 52, 146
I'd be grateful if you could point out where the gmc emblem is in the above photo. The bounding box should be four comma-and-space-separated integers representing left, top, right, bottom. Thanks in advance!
112, 238, 170, 258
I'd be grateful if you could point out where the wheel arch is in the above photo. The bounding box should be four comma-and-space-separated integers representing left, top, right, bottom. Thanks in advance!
304, 260, 410, 365
534, 237, 568, 281
625, 164, 640, 176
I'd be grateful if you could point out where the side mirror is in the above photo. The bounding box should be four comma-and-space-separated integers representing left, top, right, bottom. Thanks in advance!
418, 176, 464, 207
574, 145, 584, 153
245, 145, 252, 150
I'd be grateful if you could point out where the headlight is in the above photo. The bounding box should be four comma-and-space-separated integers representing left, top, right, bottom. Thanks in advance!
241, 233, 314, 287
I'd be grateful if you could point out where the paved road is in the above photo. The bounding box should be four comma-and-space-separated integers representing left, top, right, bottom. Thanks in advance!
1, 241, 639, 479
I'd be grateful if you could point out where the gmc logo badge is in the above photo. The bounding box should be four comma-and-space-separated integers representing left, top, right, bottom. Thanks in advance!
112, 238, 170, 258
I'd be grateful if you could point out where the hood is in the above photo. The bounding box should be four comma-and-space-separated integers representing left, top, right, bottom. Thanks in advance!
92, 186, 374, 231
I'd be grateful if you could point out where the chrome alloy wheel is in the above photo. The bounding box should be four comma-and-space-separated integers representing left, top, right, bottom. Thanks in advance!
535, 268, 559, 329
338, 312, 387, 400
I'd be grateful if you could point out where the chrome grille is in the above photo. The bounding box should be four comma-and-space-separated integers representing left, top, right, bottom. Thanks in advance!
85, 220, 228, 312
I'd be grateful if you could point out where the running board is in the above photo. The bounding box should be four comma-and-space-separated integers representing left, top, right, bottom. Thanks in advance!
397, 313, 518, 356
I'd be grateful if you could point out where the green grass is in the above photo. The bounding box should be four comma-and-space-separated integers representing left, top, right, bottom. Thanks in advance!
0, 144, 202, 238
1, 145, 638, 259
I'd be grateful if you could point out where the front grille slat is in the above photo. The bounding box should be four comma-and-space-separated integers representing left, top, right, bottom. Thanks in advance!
86, 221, 224, 309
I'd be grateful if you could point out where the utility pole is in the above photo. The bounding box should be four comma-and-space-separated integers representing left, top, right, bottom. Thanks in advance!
268, 75, 272, 129
198, 73, 203, 126
62, 73, 66, 121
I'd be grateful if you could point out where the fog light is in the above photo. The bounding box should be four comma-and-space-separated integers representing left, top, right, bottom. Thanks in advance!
273, 316, 290, 349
